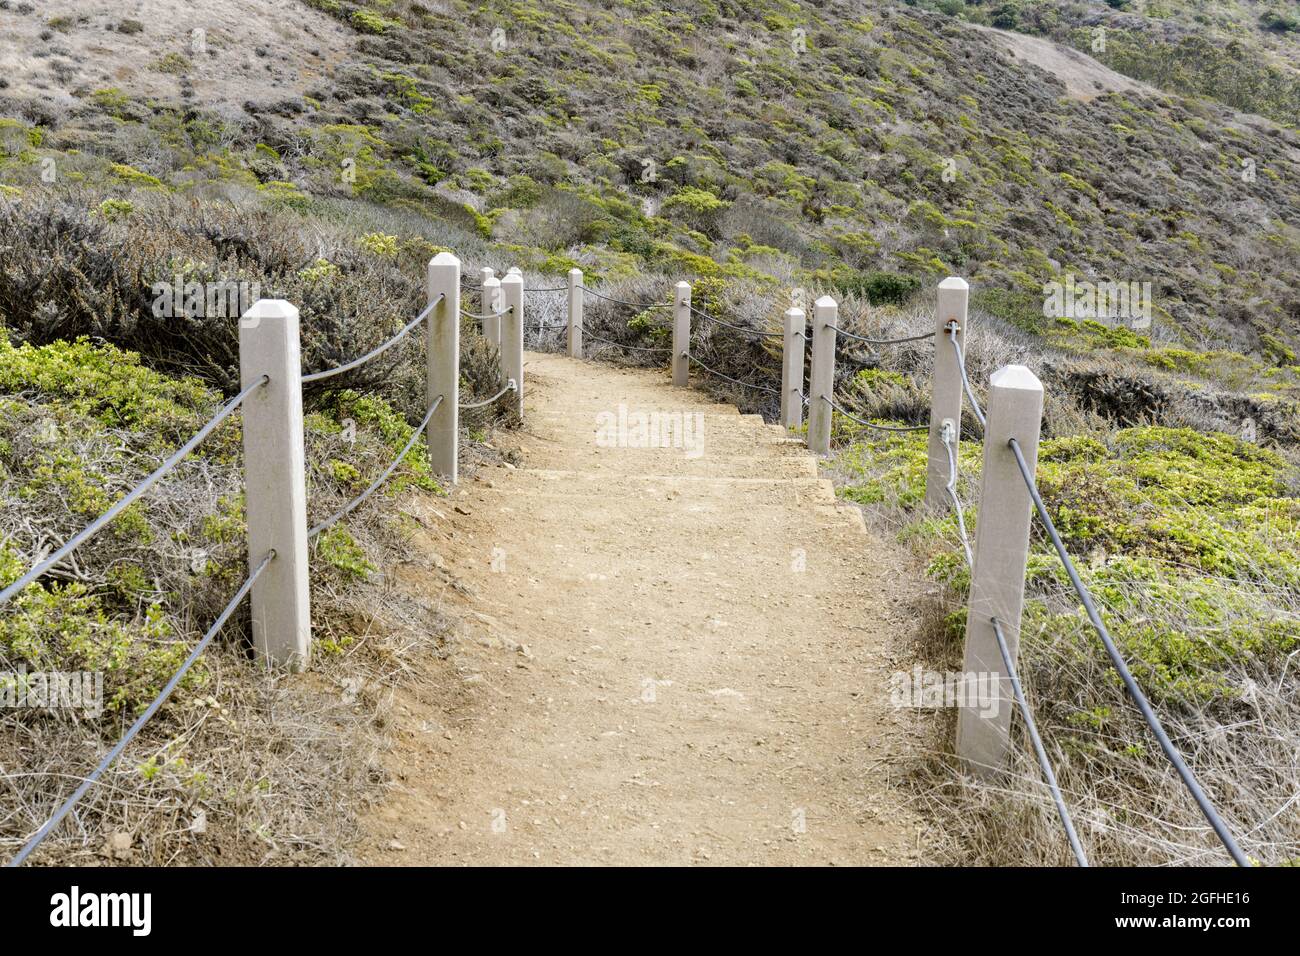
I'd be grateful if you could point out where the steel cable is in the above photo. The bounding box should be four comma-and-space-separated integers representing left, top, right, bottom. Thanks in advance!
582, 287, 669, 310
950, 331, 987, 429
826, 324, 936, 346
584, 330, 672, 353
820, 394, 928, 433
6, 549, 276, 867
308, 395, 444, 540
1007, 436, 1251, 867
301, 297, 440, 385
459, 380, 516, 409
943, 424, 975, 568
688, 304, 784, 340
0, 375, 268, 608
687, 354, 781, 395
991, 616, 1090, 867
460, 306, 513, 321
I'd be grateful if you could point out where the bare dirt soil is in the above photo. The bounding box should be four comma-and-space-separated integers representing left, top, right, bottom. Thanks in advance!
0, 0, 353, 118
968, 23, 1154, 101
356, 351, 938, 865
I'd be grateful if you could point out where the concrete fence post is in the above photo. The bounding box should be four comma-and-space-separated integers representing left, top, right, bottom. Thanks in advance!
482, 271, 502, 349
427, 253, 460, 483
926, 277, 970, 508
806, 295, 837, 455
501, 270, 524, 419
239, 299, 311, 671
672, 281, 690, 386
781, 307, 806, 430
956, 364, 1044, 773
568, 267, 583, 358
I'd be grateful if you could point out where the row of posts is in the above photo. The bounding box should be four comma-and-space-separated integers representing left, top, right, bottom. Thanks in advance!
242, 255, 1040, 770
646, 272, 1044, 771
238, 253, 472, 673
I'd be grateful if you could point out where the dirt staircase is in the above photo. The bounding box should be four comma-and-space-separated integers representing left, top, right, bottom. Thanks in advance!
358, 351, 934, 865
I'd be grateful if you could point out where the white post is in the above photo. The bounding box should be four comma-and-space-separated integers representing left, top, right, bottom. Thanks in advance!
427, 253, 460, 483
806, 295, 837, 455
672, 281, 690, 386
239, 299, 311, 671
956, 365, 1044, 773
482, 273, 502, 349
479, 266, 494, 289
781, 307, 805, 430
567, 267, 583, 358
501, 271, 524, 419
926, 277, 970, 508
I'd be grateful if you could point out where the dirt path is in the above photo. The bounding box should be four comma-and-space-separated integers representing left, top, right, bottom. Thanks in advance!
357, 352, 934, 865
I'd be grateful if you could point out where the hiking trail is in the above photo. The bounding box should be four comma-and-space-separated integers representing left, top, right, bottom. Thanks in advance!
358, 351, 935, 865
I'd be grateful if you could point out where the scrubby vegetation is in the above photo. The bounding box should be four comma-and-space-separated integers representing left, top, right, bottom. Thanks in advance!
915, 0, 1300, 126
829, 302, 1300, 865
0, 334, 456, 863
0, 0, 1296, 864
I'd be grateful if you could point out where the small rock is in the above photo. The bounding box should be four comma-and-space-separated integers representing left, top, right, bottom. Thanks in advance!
101, 831, 133, 860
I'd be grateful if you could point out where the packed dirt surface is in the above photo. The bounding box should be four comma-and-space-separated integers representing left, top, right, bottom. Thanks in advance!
358, 352, 936, 865
968, 23, 1153, 101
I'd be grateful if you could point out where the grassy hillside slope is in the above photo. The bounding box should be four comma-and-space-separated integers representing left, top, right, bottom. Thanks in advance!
0, 0, 1297, 864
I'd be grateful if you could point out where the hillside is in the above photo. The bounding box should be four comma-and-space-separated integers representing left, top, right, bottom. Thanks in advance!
926, 0, 1300, 125
0, 0, 1297, 866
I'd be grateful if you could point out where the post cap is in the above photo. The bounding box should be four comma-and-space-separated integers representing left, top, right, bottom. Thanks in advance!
431, 251, 461, 267
675, 280, 690, 291
240, 298, 298, 328
506, 266, 522, 275
785, 306, 806, 317
938, 276, 969, 290
500, 272, 523, 285
815, 294, 837, 309
569, 267, 582, 277
989, 364, 1043, 393
482, 276, 501, 287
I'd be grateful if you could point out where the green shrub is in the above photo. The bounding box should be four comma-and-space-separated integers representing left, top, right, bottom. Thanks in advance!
837, 271, 922, 306
96, 198, 134, 222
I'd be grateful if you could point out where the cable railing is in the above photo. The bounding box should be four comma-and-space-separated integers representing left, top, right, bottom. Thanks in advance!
0, 371, 271, 865
1005, 436, 1251, 867
460, 305, 513, 321
685, 352, 780, 395
928, 307, 1252, 867
8, 260, 1260, 868
991, 616, 1090, 867
827, 324, 936, 347
6, 267, 475, 866
584, 330, 672, 353
581, 286, 669, 310
821, 394, 928, 434
302, 296, 440, 385
573, 276, 1240, 865
941, 421, 976, 569
459, 379, 517, 409
0, 375, 268, 608
949, 328, 987, 429
689, 303, 784, 341
308, 395, 444, 540
6, 549, 275, 868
